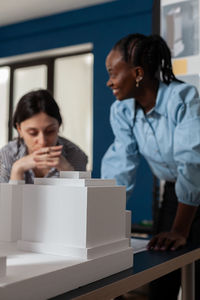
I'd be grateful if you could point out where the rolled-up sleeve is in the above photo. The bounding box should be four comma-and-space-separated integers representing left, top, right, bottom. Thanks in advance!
101, 100, 140, 199
173, 85, 200, 206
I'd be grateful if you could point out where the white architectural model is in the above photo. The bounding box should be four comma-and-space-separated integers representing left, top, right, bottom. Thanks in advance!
0, 256, 6, 277
0, 171, 133, 300
0, 182, 22, 242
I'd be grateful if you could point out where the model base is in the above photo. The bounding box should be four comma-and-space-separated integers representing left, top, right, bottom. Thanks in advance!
0, 242, 133, 300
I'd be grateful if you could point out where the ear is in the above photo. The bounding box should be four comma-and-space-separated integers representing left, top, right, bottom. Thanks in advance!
16, 123, 22, 138
134, 66, 144, 79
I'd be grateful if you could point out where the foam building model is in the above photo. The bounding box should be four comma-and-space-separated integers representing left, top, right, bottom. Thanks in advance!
0, 171, 133, 300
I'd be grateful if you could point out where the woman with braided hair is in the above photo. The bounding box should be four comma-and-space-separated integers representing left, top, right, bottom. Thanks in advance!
101, 33, 200, 300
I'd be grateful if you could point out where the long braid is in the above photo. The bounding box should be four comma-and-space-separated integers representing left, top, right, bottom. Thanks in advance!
113, 34, 182, 85
148, 35, 181, 84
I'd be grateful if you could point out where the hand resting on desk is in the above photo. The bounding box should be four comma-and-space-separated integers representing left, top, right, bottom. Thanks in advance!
147, 202, 198, 251
147, 231, 186, 251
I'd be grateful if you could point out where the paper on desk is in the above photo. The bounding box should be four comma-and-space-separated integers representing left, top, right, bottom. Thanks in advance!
131, 238, 149, 254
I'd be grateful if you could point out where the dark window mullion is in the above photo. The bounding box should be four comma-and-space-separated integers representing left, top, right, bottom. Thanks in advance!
47, 58, 54, 94
152, 0, 160, 35
8, 67, 14, 141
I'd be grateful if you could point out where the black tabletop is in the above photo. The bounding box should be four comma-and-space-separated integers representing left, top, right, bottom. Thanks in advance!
49, 243, 199, 300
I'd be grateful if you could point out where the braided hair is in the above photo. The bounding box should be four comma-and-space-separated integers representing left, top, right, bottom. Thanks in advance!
113, 33, 181, 85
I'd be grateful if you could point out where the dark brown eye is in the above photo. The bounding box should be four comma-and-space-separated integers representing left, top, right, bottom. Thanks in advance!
45, 130, 56, 135
27, 131, 38, 136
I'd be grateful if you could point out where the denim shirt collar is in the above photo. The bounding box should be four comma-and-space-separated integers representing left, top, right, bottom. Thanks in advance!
134, 81, 169, 119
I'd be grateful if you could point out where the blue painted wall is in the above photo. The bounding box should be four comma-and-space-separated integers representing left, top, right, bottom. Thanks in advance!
0, 0, 154, 223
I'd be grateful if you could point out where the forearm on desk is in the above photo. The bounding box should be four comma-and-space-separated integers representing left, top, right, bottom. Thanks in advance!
171, 202, 198, 238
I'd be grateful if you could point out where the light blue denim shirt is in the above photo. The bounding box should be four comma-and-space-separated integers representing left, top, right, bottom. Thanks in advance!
101, 81, 200, 207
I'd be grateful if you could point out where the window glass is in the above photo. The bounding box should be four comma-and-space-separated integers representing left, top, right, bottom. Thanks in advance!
13, 65, 47, 110
54, 53, 93, 170
13, 65, 47, 137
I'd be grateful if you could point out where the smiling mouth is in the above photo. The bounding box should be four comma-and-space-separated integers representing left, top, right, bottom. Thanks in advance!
112, 89, 119, 96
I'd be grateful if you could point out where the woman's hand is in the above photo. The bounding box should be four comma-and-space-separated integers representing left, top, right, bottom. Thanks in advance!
34, 146, 74, 171
147, 231, 186, 251
147, 202, 198, 251
10, 145, 74, 180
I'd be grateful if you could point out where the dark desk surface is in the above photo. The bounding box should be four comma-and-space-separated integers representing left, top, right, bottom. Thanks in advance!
50, 244, 200, 300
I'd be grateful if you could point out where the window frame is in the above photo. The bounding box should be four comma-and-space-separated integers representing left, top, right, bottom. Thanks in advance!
0, 49, 92, 141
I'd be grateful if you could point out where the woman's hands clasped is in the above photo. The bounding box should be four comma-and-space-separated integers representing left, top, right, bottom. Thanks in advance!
11, 145, 74, 180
